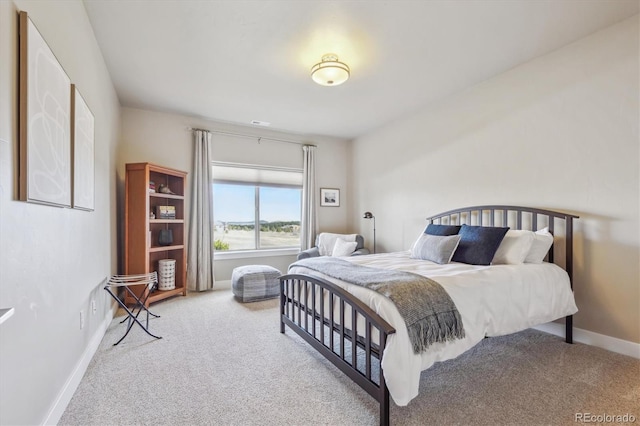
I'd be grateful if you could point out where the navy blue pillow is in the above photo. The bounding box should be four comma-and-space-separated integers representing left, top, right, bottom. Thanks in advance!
451, 224, 509, 265
425, 224, 461, 236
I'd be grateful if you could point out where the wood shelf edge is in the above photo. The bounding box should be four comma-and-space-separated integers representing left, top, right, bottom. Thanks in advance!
148, 287, 185, 303
123, 286, 186, 307
149, 245, 185, 252
149, 192, 184, 200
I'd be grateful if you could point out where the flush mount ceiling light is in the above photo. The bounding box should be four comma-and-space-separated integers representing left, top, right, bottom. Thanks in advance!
311, 54, 350, 86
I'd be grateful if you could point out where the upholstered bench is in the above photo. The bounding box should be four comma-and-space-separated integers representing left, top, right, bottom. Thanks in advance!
231, 265, 281, 302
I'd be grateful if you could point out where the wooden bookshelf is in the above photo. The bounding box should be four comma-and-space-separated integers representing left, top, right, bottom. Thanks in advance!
124, 162, 188, 306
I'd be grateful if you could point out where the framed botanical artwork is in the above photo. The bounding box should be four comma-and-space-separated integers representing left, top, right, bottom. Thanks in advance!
320, 188, 340, 207
19, 11, 71, 207
71, 85, 95, 211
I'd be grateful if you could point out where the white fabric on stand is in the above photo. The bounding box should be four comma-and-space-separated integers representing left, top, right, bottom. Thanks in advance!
187, 130, 215, 291
301, 145, 317, 250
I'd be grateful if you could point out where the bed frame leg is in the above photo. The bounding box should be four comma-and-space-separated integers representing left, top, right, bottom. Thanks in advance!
279, 286, 285, 334
380, 388, 389, 426
565, 315, 573, 344
379, 380, 390, 426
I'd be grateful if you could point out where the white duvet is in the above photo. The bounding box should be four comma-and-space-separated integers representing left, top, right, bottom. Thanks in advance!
288, 251, 578, 406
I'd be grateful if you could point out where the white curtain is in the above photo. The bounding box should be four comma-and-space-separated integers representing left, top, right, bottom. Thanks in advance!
187, 130, 215, 291
301, 145, 317, 250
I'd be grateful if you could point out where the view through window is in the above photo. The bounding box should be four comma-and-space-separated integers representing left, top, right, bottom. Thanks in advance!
213, 181, 302, 251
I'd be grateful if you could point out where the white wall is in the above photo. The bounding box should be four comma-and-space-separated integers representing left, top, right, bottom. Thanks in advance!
120, 107, 351, 280
0, 1, 121, 424
350, 16, 639, 343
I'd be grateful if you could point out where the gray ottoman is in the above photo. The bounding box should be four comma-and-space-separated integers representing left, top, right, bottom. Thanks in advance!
232, 265, 281, 302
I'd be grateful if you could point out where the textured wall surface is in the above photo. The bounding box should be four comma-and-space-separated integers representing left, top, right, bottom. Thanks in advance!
350, 16, 639, 343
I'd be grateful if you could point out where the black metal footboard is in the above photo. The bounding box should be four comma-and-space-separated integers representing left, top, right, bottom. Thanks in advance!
280, 274, 396, 426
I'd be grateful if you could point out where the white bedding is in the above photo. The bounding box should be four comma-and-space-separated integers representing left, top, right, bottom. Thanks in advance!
288, 251, 578, 406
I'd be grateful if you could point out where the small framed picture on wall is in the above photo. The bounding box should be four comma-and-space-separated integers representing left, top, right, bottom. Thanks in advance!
320, 188, 340, 207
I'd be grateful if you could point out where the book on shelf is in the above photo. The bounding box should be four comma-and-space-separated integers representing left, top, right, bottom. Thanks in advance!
156, 205, 176, 219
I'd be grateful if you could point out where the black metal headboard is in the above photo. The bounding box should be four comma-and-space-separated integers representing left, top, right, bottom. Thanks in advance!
426, 205, 579, 343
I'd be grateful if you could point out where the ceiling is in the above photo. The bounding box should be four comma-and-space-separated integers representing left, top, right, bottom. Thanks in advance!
83, 0, 638, 140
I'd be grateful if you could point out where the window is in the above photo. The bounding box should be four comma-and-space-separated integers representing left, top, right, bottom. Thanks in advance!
212, 163, 302, 252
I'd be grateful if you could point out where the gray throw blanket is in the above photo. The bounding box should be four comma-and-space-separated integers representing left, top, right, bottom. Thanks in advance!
290, 257, 465, 354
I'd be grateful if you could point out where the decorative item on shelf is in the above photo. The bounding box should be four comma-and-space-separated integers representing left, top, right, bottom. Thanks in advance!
158, 184, 175, 194
149, 210, 155, 219
158, 229, 174, 246
158, 259, 176, 290
156, 205, 176, 219
149, 181, 156, 193
363, 211, 376, 254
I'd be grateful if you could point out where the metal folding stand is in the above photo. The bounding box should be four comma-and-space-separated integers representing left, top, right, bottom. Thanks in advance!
104, 272, 162, 346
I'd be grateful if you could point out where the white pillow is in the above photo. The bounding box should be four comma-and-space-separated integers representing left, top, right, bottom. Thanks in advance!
524, 227, 554, 263
410, 234, 461, 264
492, 230, 535, 265
331, 238, 358, 257
318, 233, 357, 256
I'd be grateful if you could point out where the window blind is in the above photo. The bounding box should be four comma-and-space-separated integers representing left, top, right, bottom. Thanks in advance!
212, 162, 302, 187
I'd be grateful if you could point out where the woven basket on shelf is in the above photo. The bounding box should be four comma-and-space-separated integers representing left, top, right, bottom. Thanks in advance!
157, 259, 176, 290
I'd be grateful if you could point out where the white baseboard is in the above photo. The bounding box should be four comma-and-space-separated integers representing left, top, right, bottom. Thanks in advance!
534, 322, 640, 359
43, 302, 116, 425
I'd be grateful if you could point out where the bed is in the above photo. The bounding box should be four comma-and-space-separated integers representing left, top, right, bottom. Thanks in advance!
279, 205, 579, 425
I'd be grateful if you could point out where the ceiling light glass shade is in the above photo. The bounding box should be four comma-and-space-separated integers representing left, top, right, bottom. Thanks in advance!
311, 54, 350, 86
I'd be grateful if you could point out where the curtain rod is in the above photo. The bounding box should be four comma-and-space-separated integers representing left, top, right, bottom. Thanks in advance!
187, 127, 316, 147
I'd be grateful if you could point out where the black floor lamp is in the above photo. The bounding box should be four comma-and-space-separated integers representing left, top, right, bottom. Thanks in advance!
363, 211, 376, 254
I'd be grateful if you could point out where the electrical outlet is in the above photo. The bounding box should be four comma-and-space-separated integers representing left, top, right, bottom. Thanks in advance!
80, 310, 85, 329
91, 300, 97, 314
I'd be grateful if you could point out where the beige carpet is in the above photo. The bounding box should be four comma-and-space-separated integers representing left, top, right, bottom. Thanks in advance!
60, 290, 639, 425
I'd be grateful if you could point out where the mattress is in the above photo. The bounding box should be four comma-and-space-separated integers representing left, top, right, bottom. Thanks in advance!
288, 251, 578, 406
